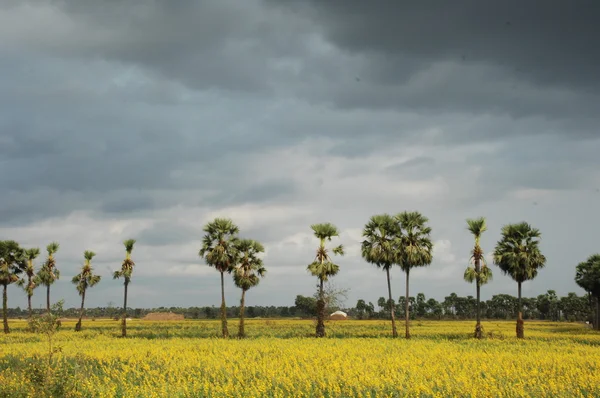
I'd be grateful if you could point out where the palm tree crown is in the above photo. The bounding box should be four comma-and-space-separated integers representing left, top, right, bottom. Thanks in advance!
17, 248, 40, 295
72, 251, 102, 295
199, 218, 240, 273
396, 212, 433, 270
575, 254, 600, 296
464, 217, 492, 285
361, 214, 400, 269
38, 242, 60, 286
0, 241, 25, 285
234, 239, 266, 291
113, 239, 136, 282
493, 222, 546, 283
307, 223, 345, 282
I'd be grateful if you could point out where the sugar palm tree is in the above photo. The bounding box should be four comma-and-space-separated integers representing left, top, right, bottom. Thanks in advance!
493, 222, 546, 338
464, 217, 493, 339
37, 242, 60, 313
0, 240, 25, 333
396, 211, 433, 339
16, 247, 40, 319
307, 223, 344, 338
233, 239, 267, 338
72, 251, 102, 332
199, 218, 240, 338
361, 214, 401, 338
575, 254, 600, 330
113, 239, 136, 337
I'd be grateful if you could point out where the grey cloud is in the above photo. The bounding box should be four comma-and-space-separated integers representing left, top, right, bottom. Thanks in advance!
137, 221, 200, 247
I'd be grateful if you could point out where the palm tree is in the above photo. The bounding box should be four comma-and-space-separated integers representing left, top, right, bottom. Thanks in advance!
396, 211, 433, 339
37, 242, 60, 313
575, 254, 600, 331
199, 218, 240, 338
493, 222, 546, 338
307, 223, 344, 338
72, 251, 102, 332
16, 247, 40, 319
113, 239, 136, 337
233, 239, 267, 338
0, 240, 25, 333
361, 214, 401, 338
464, 217, 493, 339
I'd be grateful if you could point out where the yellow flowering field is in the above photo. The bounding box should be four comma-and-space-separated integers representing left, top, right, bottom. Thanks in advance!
1, 319, 599, 397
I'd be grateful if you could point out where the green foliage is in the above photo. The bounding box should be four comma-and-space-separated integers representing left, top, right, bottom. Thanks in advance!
575, 254, 600, 297
361, 214, 399, 270
38, 242, 60, 287
493, 222, 546, 283
114, 239, 136, 282
199, 218, 240, 273
307, 222, 344, 283
72, 250, 102, 296
396, 211, 433, 271
464, 217, 493, 286
233, 239, 266, 291
0, 240, 25, 285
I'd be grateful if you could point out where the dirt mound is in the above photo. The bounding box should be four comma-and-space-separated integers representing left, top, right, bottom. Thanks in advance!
329, 311, 348, 320
143, 312, 184, 321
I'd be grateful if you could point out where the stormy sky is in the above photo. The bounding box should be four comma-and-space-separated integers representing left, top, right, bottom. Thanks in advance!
1, 0, 599, 309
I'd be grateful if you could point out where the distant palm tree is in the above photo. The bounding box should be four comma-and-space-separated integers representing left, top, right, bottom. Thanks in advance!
575, 254, 600, 330
37, 242, 60, 313
0, 241, 25, 333
17, 247, 40, 319
307, 223, 344, 338
72, 251, 102, 332
233, 239, 266, 338
493, 222, 546, 338
199, 218, 240, 338
396, 211, 433, 339
464, 217, 493, 339
361, 214, 401, 338
113, 239, 136, 337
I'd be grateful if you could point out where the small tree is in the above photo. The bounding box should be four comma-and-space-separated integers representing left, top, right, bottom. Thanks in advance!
575, 254, 600, 330
464, 217, 493, 338
233, 239, 266, 338
37, 242, 60, 313
307, 223, 344, 338
113, 239, 136, 337
17, 247, 40, 319
0, 240, 25, 333
72, 251, 102, 331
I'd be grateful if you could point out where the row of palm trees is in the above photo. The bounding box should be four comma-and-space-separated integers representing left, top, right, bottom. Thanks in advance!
2, 213, 598, 339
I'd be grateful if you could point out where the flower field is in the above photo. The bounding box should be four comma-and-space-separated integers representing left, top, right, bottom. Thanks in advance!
1, 319, 599, 397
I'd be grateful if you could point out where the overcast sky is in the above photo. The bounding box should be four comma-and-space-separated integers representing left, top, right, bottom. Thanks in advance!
1, 1, 599, 309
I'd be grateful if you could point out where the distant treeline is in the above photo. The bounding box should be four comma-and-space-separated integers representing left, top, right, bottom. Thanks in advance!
5, 290, 593, 322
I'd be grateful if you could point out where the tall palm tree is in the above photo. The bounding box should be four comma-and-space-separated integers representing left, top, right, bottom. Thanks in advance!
233, 239, 267, 338
396, 211, 433, 339
72, 251, 102, 332
575, 254, 600, 331
361, 214, 401, 338
464, 217, 493, 339
493, 222, 546, 338
37, 242, 60, 313
199, 218, 239, 338
0, 241, 25, 333
307, 223, 344, 338
113, 239, 136, 337
16, 247, 40, 319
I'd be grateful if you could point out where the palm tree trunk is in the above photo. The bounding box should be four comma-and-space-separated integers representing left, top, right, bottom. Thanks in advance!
122, 280, 128, 337
475, 258, 482, 339
76, 290, 85, 332
405, 269, 410, 339
386, 268, 398, 338
27, 293, 33, 319
516, 281, 524, 338
46, 285, 50, 313
220, 271, 229, 338
238, 289, 246, 338
316, 278, 326, 338
3, 284, 9, 334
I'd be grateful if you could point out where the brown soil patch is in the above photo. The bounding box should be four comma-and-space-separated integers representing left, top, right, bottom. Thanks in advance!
143, 312, 184, 321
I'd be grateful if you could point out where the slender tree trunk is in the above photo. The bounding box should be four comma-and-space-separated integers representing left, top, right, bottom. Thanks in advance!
27, 293, 33, 319
405, 269, 410, 339
516, 281, 524, 338
238, 289, 246, 338
122, 280, 128, 337
475, 257, 482, 339
46, 285, 50, 313
76, 290, 86, 332
386, 268, 398, 338
220, 271, 229, 338
316, 278, 326, 337
3, 284, 9, 334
